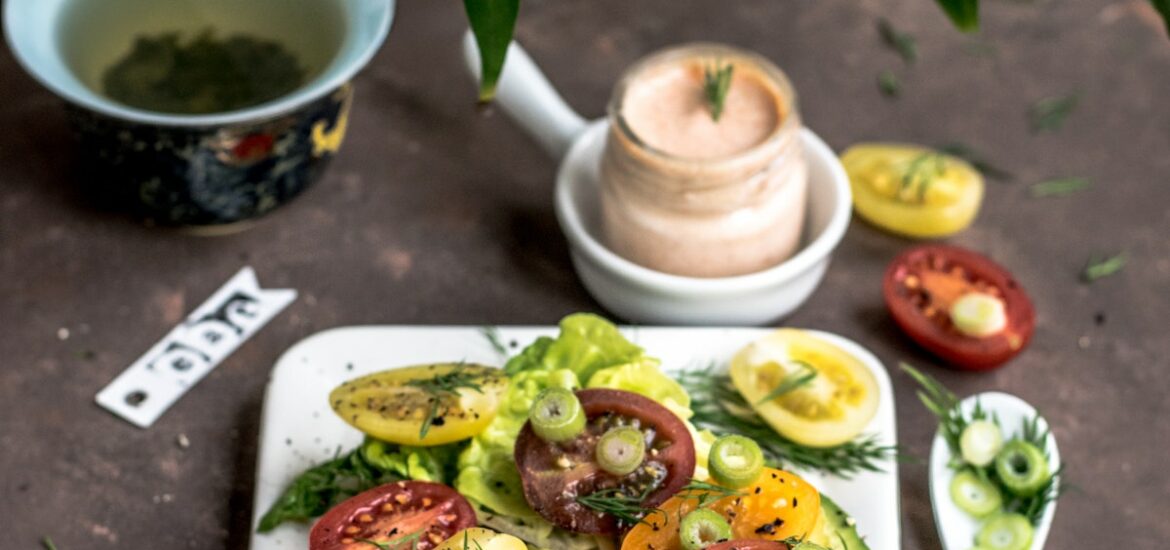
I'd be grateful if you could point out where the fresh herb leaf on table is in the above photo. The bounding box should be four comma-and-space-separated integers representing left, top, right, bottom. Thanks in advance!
1082, 253, 1126, 283
1029, 94, 1079, 133
1029, 177, 1091, 198
934, 0, 980, 32
41, 537, 58, 550
677, 365, 898, 478
877, 18, 917, 64
877, 70, 902, 98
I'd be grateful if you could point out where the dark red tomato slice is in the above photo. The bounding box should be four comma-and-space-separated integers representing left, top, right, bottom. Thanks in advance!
514, 388, 696, 535
707, 541, 791, 550
309, 480, 475, 550
883, 244, 1035, 371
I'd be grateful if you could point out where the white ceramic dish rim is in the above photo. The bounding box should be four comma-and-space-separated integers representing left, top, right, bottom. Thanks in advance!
554, 123, 852, 295
2, 0, 394, 127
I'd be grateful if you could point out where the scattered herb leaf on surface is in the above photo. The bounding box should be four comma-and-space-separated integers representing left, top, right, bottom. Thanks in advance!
1029, 94, 1079, 133
878, 18, 918, 64
754, 361, 818, 405
1029, 177, 1091, 198
878, 70, 902, 97
481, 326, 509, 356
1152, 0, 1170, 37
934, 0, 980, 32
42, 537, 58, 550
1082, 253, 1126, 283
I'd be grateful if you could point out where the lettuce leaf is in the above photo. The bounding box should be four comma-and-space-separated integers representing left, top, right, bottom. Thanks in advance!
539, 313, 646, 382
360, 439, 463, 484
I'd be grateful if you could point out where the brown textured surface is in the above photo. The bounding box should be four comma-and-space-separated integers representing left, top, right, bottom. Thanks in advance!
1, 0, 1168, 548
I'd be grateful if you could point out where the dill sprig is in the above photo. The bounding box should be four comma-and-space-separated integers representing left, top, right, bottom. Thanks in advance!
355, 529, 422, 549
1082, 253, 1126, 283
41, 538, 58, 550
575, 487, 664, 528
1030, 177, 1091, 198
480, 326, 509, 356
755, 361, 818, 406
405, 366, 485, 440
902, 152, 947, 203
1029, 93, 1079, 133
677, 479, 745, 508
703, 61, 735, 122
677, 365, 897, 478
877, 18, 917, 64
877, 69, 902, 98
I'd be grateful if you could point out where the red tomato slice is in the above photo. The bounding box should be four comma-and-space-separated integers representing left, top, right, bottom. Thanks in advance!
514, 388, 696, 535
707, 541, 791, 550
309, 481, 475, 550
883, 244, 1035, 370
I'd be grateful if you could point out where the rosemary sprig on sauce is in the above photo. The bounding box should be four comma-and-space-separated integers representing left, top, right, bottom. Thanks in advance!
1029, 177, 1091, 198
1029, 93, 1079, 133
405, 366, 485, 439
755, 361, 818, 405
1082, 253, 1126, 283
877, 18, 917, 64
703, 61, 735, 122
576, 487, 664, 527
677, 365, 898, 478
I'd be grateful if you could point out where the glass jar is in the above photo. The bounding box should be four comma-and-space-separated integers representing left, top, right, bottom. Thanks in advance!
599, 43, 808, 278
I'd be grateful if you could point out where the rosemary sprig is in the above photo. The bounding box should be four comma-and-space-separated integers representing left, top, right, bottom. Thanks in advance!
1029, 177, 1091, 198
1029, 93, 1079, 133
877, 18, 917, 64
755, 361, 818, 406
1082, 253, 1126, 283
677, 365, 898, 478
877, 70, 901, 98
901, 363, 976, 458
902, 152, 947, 203
703, 61, 735, 122
356, 529, 422, 549
937, 143, 1014, 181
480, 326, 509, 356
575, 487, 664, 527
405, 366, 485, 440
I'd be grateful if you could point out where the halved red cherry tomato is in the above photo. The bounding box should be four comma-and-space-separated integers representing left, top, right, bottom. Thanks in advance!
883, 244, 1035, 370
708, 541, 791, 550
309, 481, 476, 550
514, 388, 696, 535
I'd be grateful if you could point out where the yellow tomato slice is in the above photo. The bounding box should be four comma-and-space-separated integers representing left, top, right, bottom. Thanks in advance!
620, 468, 821, 550
730, 330, 879, 448
435, 528, 527, 550
841, 143, 983, 238
329, 364, 508, 446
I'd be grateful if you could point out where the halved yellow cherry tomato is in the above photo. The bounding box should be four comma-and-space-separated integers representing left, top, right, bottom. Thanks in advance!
730, 330, 879, 448
435, 528, 527, 550
620, 467, 821, 550
841, 143, 983, 238
329, 364, 508, 446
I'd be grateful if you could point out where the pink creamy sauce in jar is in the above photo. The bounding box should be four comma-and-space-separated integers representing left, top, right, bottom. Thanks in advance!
600, 44, 808, 278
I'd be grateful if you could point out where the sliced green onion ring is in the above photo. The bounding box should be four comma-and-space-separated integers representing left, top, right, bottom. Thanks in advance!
595, 426, 646, 476
679, 508, 732, 550
708, 434, 764, 488
960, 420, 1004, 467
949, 469, 1003, 517
975, 513, 1034, 550
528, 387, 586, 443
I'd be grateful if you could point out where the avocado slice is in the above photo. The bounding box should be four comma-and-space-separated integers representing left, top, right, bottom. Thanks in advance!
820, 494, 870, 550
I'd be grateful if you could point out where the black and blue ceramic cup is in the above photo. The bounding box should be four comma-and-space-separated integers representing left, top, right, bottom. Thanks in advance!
4, 0, 393, 230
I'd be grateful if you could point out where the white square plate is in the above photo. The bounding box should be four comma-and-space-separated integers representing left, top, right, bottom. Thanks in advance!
249, 326, 901, 549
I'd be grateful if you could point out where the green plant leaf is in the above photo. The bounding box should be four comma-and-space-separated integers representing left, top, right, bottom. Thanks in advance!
1153, 0, 1170, 36
464, 0, 521, 102
935, 0, 980, 32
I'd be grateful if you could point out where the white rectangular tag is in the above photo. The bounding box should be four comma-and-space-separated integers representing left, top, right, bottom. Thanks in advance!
96, 267, 296, 428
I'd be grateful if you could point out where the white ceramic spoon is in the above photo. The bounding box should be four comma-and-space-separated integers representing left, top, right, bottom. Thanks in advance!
929, 392, 1060, 550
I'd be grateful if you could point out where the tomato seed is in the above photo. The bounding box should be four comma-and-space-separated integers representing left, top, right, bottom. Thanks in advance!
394, 493, 410, 504
422, 497, 432, 507
381, 503, 394, 512
344, 526, 360, 535
359, 514, 373, 523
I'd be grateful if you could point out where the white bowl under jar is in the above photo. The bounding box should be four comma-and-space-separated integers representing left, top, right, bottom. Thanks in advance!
555, 121, 851, 325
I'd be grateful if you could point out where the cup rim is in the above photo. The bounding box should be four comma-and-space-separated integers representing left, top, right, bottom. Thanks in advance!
555, 122, 852, 295
3, 0, 394, 127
